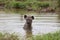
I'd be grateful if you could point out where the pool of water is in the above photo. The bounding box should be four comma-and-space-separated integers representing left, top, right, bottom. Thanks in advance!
0, 12, 60, 35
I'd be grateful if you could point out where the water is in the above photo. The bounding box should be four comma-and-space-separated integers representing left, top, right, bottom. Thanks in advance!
0, 12, 60, 35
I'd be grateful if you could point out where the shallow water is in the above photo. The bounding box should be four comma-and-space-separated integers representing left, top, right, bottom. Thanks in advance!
0, 12, 60, 35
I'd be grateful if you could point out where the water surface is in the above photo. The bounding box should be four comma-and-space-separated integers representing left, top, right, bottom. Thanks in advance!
0, 12, 60, 35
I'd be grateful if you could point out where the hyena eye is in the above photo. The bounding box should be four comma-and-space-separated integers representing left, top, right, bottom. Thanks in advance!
26, 19, 31, 21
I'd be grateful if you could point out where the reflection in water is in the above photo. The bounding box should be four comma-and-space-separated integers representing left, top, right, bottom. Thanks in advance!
0, 13, 60, 36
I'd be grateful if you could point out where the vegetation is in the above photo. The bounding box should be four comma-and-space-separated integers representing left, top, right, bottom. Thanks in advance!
5, 1, 49, 9
57, 0, 60, 20
31, 31, 60, 40
0, 31, 60, 40
0, 0, 50, 9
0, 32, 19, 40
0, 0, 57, 13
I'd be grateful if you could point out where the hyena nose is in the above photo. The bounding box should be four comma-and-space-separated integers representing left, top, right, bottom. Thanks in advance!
27, 20, 30, 24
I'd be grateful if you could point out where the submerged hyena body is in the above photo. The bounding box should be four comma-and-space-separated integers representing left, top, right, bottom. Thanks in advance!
23, 15, 34, 38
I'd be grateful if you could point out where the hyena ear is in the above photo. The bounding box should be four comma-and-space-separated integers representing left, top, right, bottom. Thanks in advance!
31, 16, 34, 20
24, 15, 27, 19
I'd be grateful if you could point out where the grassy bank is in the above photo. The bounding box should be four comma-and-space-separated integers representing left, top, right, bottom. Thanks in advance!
0, 31, 60, 40
0, 32, 19, 40
32, 31, 60, 40
0, 0, 57, 13
0, 0, 51, 10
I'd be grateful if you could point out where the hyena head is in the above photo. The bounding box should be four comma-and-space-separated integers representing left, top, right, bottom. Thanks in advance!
24, 15, 34, 24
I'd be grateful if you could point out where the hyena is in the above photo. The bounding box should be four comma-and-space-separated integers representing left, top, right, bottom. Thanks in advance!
23, 15, 34, 38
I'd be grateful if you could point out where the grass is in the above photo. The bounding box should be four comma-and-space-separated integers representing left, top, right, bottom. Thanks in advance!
0, 31, 60, 40
0, 32, 19, 40
31, 31, 60, 40
0, 0, 57, 14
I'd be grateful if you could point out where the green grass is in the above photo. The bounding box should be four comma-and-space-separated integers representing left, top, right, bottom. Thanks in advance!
1, 0, 50, 10
0, 31, 60, 40
0, 32, 19, 40
0, 0, 57, 14
31, 31, 60, 40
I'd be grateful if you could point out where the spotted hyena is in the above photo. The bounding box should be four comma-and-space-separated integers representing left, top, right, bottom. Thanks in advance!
23, 15, 34, 37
